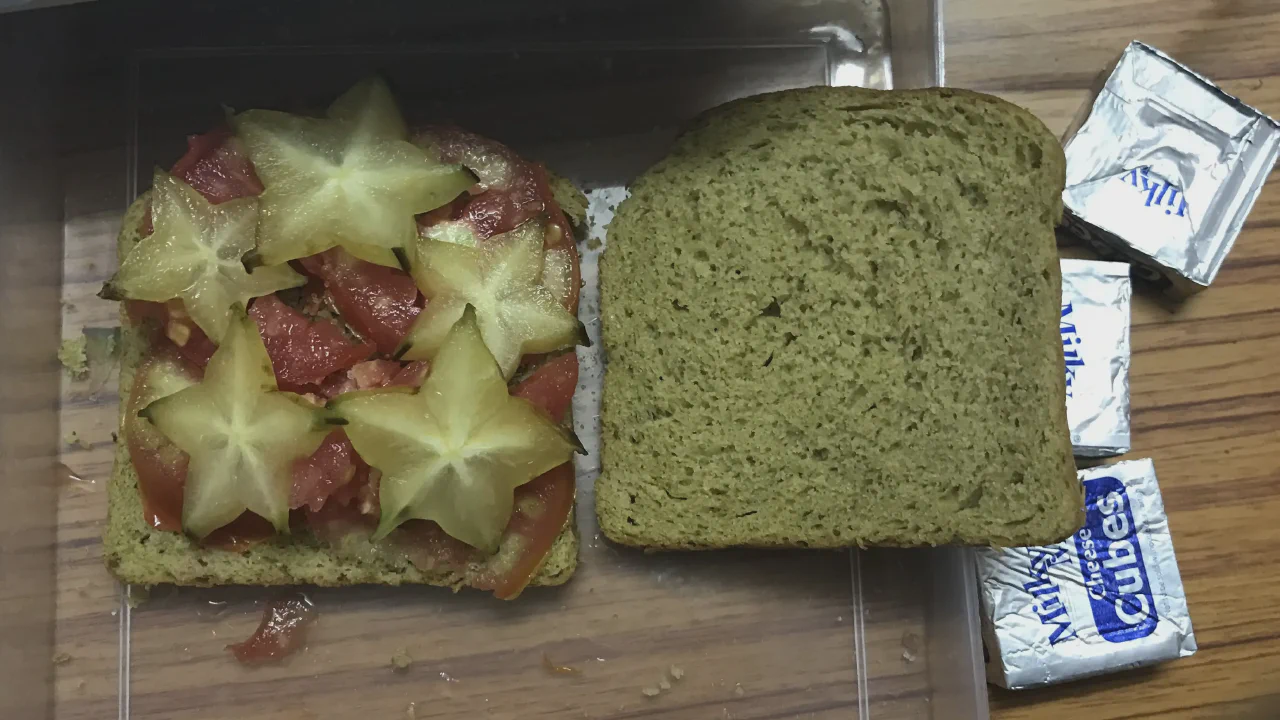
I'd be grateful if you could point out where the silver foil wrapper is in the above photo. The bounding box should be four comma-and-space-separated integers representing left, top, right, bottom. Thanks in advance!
1061, 259, 1131, 457
1060, 41, 1280, 294
977, 460, 1196, 689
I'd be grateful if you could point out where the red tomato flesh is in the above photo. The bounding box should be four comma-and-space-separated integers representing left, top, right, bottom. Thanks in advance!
227, 593, 316, 665
171, 127, 264, 204
249, 295, 374, 393
290, 431, 359, 513
299, 248, 421, 355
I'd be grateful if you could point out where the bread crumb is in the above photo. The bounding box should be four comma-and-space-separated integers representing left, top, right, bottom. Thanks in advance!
669, 664, 684, 680
901, 631, 920, 663
659, 678, 671, 691
734, 684, 745, 697
543, 652, 581, 676
63, 431, 92, 450
52, 652, 73, 666
58, 336, 89, 379
641, 687, 661, 698
391, 649, 413, 672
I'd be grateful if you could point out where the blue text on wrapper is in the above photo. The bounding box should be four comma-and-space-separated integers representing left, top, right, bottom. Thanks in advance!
1061, 303, 1084, 398
1022, 545, 1078, 645
1073, 475, 1159, 642
1120, 166, 1189, 218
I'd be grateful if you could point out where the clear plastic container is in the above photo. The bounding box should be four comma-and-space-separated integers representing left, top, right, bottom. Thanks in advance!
0, 1, 988, 718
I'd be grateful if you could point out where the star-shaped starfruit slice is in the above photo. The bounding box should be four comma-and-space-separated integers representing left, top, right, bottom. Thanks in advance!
330, 306, 579, 552
100, 170, 305, 342
233, 77, 475, 268
397, 219, 584, 378
140, 307, 331, 538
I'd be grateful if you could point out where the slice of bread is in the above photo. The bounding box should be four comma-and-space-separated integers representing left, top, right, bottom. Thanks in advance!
596, 86, 1081, 549
104, 174, 586, 588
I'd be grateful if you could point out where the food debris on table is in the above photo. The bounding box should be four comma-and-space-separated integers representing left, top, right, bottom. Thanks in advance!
391, 648, 413, 672
669, 664, 685, 680
641, 686, 661, 698
52, 652, 73, 666
63, 431, 92, 450
542, 652, 581, 676
58, 336, 89, 378
227, 593, 316, 665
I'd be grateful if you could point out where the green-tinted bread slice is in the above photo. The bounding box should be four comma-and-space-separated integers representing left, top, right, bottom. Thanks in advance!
597, 86, 1081, 549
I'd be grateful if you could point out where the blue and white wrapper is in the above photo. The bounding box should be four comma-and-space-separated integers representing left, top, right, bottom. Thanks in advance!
1059, 41, 1280, 295
1061, 259, 1132, 457
977, 460, 1196, 689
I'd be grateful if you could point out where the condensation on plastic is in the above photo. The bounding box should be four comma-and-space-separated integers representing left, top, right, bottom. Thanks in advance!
13, 2, 992, 719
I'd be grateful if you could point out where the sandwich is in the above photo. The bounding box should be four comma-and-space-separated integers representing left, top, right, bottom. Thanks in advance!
596, 86, 1083, 549
102, 78, 586, 599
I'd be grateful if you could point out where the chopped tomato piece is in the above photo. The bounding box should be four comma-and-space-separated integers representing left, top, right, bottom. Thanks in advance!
299, 248, 421, 355
126, 300, 217, 368
471, 463, 576, 599
171, 128, 265, 205
511, 352, 578, 424
249, 295, 374, 393
228, 593, 316, 665
290, 431, 359, 512
389, 360, 430, 388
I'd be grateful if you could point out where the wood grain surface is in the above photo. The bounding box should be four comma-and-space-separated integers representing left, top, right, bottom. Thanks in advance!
948, 1, 1280, 718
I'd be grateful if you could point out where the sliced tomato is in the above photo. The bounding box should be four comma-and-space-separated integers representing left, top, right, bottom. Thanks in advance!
290, 430, 358, 512
139, 128, 267, 234
171, 127, 265, 205
299, 248, 421, 355
511, 352, 578, 424
249, 295, 374, 393
470, 463, 576, 599
227, 593, 316, 666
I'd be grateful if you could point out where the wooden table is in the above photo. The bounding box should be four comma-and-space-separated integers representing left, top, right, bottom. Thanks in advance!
949, 1, 1280, 718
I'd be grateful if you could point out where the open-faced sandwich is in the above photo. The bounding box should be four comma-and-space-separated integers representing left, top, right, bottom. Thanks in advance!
101, 78, 587, 599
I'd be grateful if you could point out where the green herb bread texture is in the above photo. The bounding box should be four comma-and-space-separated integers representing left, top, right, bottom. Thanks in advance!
597, 86, 1082, 549
104, 173, 585, 589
